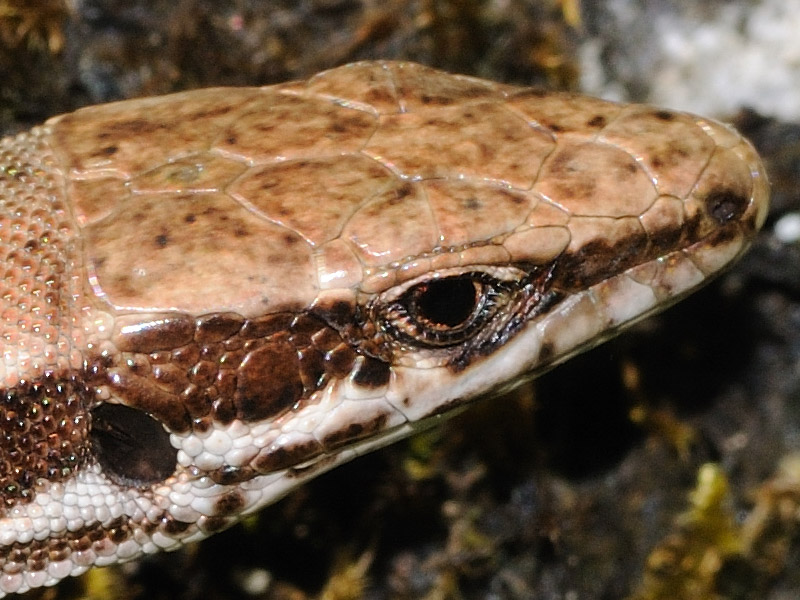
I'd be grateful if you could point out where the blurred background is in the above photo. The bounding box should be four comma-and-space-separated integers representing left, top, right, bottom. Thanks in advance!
1, 1, 800, 599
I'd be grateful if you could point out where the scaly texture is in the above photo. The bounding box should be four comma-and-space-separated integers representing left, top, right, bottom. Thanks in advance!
0, 61, 768, 596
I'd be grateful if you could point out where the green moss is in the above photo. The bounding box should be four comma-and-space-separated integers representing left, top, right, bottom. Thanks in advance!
631, 464, 742, 600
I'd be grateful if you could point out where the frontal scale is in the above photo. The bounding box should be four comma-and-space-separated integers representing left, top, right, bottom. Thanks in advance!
0, 61, 768, 595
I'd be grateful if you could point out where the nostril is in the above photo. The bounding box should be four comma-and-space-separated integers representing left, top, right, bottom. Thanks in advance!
90, 403, 178, 488
705, 189, 749, 225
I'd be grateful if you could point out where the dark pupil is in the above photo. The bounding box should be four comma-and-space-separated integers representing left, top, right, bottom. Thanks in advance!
414, 277, 477, 327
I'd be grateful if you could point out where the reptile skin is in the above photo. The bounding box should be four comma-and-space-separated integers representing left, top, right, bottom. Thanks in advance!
0, 61, 769, 595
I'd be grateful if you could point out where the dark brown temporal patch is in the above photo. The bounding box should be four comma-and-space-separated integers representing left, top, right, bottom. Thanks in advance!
644, 218, 685, 257
0, 376, 91, 510
90, 403, 178, 488
553, 231, 650, 290
234, 340, 304, 420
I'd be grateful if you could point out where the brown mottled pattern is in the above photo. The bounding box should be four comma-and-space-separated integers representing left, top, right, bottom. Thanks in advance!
0, 61, 769, 595
0, 377, 89, 507
91, 311, 355, 433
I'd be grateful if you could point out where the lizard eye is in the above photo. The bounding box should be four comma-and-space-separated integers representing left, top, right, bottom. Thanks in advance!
380, 273, 504, 348
413, 276, 480, 328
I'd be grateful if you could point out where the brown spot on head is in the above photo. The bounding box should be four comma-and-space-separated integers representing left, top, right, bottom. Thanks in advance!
351, 356, 391, 388
107, 117, 160, 136
161, 518, 192, 535
195, 313, 245, 344
587, 115, 607, 128
154, 234, 169, 248
73, 535, 92, 552
653, 110, 676, 122
321, 413, 389, 450
462, 197, 481, 210
544, 145, 596, 199
108, 518, 133, 543
209, 465, 254, 486
324, 344, 357, 378
395, 183, 414, 200
311, 299, 356, 329
234, 340, 304, 421
214, 490, 246, 516
704, 189, 749, 225
420, 94, 454, 106
211, 396, 236, 424
199, 516, 230, 533
192, 415, 212, 433
538, 341, 555, 364
253, 438, 324, 474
